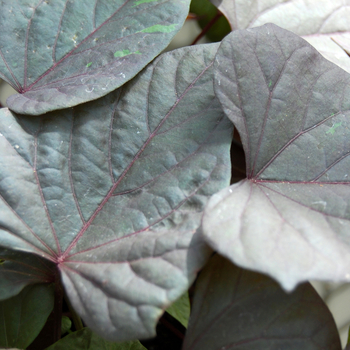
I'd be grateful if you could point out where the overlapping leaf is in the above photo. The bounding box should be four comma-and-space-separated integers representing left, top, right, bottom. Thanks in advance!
0, 43, 233, 341
183, 255, 342, 350
209, 0, 350, 71
0, 0, 190, 115
303, 33, 350, 74
209, 0, 350, 34
203, 24, 350, 290
0, 247, 55, 300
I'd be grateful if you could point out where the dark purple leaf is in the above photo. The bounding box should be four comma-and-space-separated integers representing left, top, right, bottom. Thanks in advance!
202, 24, 350, 290
0, 43, 232, 341
0, 0, 190, 115
183, 254, 342, 350
0, 247, 55, 300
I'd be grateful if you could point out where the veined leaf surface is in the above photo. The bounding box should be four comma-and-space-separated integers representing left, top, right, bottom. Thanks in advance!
209, 0, 350, 35
0, 43, 233, 340
183, 255, 342, 350
0, 0, 190, 115
203, 24, 350, 290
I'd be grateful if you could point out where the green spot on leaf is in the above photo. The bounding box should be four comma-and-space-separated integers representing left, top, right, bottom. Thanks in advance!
326, 121, 342, 135
86, 62, 92, 68
166, 292, 190, 328
114, 50, 142, 58
140, 24, 177, 33
133, 0, 159, 7
268, 80, 272, 88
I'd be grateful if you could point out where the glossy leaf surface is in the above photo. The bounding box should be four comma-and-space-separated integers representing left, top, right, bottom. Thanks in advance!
0, 0, 190, 115
46, 328, 147, 350
209, 0, 350, 34
183, 254, 342, 350
0, 43, 232, 341
203, 24, 350, 290
0, 247, 55, 300
0, 284, 54, 349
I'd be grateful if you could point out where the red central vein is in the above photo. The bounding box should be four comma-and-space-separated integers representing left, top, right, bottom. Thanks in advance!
254, 111, 342, 179
34, 126, 61, 256
60, 61, 214, 261
251, 45, 303, 177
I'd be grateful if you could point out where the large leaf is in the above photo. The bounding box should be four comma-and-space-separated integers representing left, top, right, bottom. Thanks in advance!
0, 247, 55, 300
183, 254, 342, 350
202, 24, 350, 290
0, 284, 54, 349
46, 328, 147, 350
0, 0, 190, 115
209, 0, 350, 34
0, 43, 232, 341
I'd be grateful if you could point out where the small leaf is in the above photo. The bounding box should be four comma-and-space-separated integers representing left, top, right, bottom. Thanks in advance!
46, 328, 147, 350
0, 284, 54, 349
190, 0, 231, 42
0, 0, 191, 115
203, 24, 350, 290
183, 254, 342, 350
0, 43, 232, 341
61, 315, 72, 336
165, 292, 190, 327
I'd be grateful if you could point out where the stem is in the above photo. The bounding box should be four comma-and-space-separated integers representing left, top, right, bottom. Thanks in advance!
64, 291, 84, 331
191, 10, 223, 45
53, 270, 63, 342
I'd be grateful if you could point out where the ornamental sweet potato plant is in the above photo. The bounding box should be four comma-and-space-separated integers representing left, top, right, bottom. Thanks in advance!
0, 1, 349, 349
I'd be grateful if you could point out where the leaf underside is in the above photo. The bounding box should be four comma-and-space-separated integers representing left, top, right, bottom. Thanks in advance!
203, 24, 350, 290
183, 254, 342, 350
0, 43, 233, 341
210, 0, 350, 35
209, 0, 350, 72
1, 0, 190, 115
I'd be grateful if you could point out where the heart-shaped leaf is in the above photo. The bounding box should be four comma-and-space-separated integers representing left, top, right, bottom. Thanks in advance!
0, 247, 55, 300
46, 328, 147, 350
183, 254, 342, 350
0, 43, 232, 341
209, 0, 350, 34
0, 284, 54, 349
203, 24, 350, 290
1, 0, 190, 115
